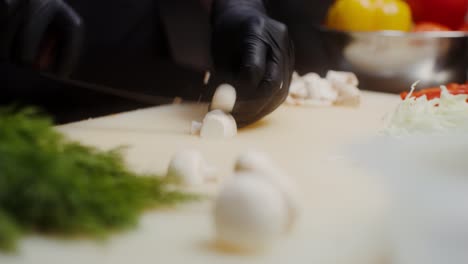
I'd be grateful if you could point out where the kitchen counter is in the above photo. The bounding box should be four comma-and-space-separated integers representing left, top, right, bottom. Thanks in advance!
1, 91, 400, 264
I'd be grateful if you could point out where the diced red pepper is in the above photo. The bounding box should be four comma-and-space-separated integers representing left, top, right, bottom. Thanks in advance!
400, 82, 468, 102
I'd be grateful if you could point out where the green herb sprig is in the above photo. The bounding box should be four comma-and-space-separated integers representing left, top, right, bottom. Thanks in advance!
0, 107, 195, 251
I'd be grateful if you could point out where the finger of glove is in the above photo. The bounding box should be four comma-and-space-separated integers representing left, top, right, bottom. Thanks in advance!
18, 0, 58, 66
231, 98, 268, 128
258, 42, 283, 97
247, 24, 292, 122
232, 37, 268, 124
231, 35, 268, 126
52, 4, 83, 77
268, 20, 293, 89
237, 33, 268, 98
259, 23, 295, 116
254, 54, 285, 119
231, 81, 270, 128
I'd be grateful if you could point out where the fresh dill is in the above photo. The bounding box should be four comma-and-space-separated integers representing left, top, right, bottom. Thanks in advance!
0, 107, 195, 251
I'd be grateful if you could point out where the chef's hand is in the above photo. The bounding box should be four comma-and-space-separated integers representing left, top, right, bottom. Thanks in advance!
0, 0, 83, 77
211, 0, 294, 127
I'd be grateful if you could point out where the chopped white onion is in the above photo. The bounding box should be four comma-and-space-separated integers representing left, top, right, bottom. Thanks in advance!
385, 83, 468, 135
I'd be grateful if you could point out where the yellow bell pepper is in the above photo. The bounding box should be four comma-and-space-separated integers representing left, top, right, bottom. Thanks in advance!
326, 0, 412, 32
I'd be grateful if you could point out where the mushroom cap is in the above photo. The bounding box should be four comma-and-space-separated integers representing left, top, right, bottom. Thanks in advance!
234, 150, 301, 232
166, 149, 206, 186
210, 83, 237, 113
214, 173, 288, 251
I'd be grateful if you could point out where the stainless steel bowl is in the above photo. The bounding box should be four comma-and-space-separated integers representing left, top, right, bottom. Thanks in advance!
317, 27, 468, 93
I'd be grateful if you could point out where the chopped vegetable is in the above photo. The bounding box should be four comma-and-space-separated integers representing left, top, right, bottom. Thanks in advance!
326, 71, 360, 106
286, 71, 360, 107
0, 107, 195, 251
326, 0, 413, 32
192, 84, 238, 139
400, 82, 468, 101
412, 22, 451, 32
200, 110, 237, 139
385, 82, 468, 135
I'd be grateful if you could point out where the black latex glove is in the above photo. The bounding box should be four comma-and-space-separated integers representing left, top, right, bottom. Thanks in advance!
0, 0, 83, 77
211, 0, 294, 127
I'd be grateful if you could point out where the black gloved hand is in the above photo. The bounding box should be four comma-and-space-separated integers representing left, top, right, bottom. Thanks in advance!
211, 0, 294, 127
0, 0, 83, 77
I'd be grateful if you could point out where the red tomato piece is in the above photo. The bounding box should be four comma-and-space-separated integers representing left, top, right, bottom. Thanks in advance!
459, 23, 468, 31
407, 0, 468, 29
412, 22, 451, 32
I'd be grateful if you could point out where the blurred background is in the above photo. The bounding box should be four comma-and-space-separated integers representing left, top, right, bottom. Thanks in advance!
1, 0, 467, 123
2, 0, 334, 122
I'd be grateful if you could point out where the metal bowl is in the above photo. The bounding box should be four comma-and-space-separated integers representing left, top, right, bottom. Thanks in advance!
317, 27, 468, 93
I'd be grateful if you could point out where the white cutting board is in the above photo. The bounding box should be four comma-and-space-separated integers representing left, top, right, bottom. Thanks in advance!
1, 91, 399, 264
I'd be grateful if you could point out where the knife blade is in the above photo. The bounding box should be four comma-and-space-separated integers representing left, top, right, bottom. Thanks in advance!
41, 72, 180, 106
41, 70, 213, 106
2, 61, 211, 106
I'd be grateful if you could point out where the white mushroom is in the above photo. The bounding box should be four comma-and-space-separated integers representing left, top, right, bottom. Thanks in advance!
300, 72, 321, 84
302, 73, 338, 103
288, 79, 308, 99
286, 72, 338, 106
166, 149, 216, 186
292, 71, 302, 81
191, 83, 238, 139
200, 110, 237, 139
234, 150, 300, 232
210, 83, 237, 113
214, 172, 289, 251
325, 70, 359, 87
333, 83, 361, 107
286, 70, 360, 107
325, 71, 360, 107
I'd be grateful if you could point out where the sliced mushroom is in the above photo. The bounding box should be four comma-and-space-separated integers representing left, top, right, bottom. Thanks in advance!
200, 110, 237, 139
